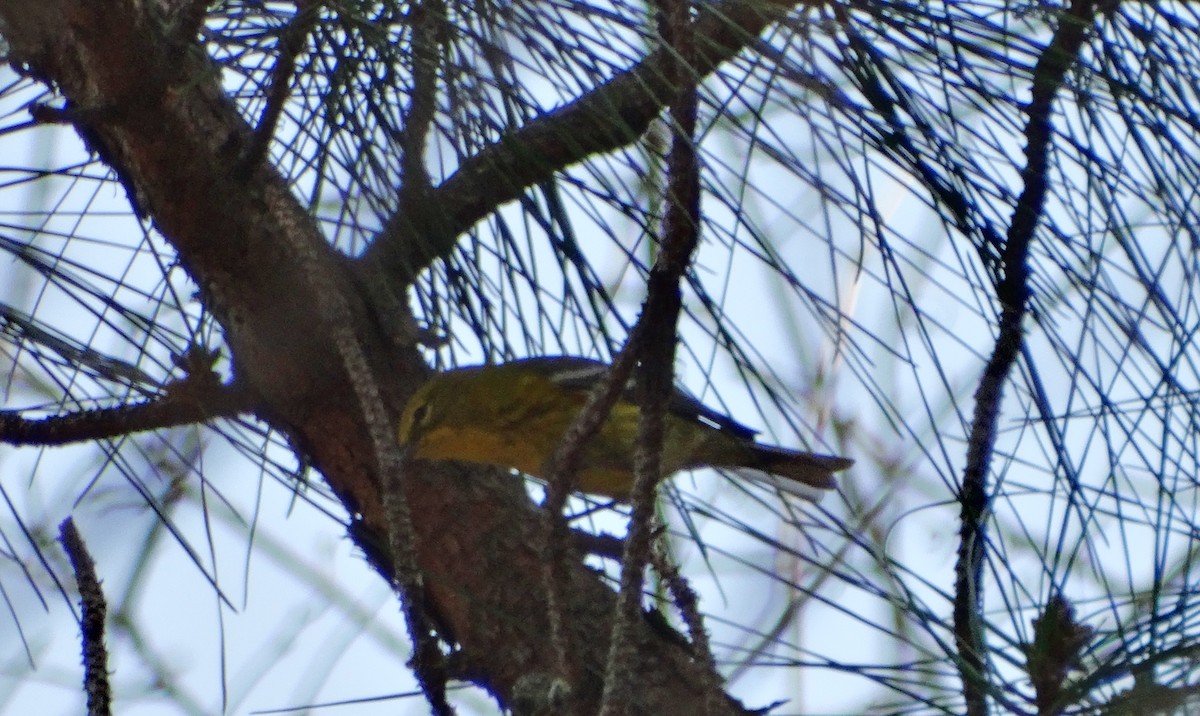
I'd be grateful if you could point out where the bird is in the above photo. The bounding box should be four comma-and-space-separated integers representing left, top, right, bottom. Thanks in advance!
396, 356, 851, 500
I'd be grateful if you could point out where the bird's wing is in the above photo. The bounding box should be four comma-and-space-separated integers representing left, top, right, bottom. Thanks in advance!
525, 355, 758, 440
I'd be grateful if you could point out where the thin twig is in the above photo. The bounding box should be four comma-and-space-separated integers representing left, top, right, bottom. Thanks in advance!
954, 2, 1109, 714
0, 383, 255, 446
539, 344, 642, 698
59, 518, 112, 716
650, 538, 715, 676
599, 0, 705, 711
398, 0, 443, 202
242, 0, 320, 172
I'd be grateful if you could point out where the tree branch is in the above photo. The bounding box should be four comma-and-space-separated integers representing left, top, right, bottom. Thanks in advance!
0, 383, 255, 446
366, 0, 809, 282
59, 518, 112, 716
954, 2, 1109, 714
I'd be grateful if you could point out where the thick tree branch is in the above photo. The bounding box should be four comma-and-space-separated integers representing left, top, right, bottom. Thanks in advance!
367, 0, 809, 282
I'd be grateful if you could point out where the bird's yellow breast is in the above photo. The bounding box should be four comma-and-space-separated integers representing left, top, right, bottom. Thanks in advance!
410, 407, 717, 499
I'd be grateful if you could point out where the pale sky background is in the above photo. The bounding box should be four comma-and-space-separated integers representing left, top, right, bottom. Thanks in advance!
0, 6, 1190, 714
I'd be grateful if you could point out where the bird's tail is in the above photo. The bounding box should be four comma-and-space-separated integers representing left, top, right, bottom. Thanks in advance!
726, 445, 852, 501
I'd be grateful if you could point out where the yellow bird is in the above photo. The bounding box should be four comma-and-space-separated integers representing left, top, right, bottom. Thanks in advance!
397, 356, 851, 500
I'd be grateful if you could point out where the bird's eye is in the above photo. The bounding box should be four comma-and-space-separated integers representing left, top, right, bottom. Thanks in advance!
411, 401, 433, 428
399, 400, 433, 450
